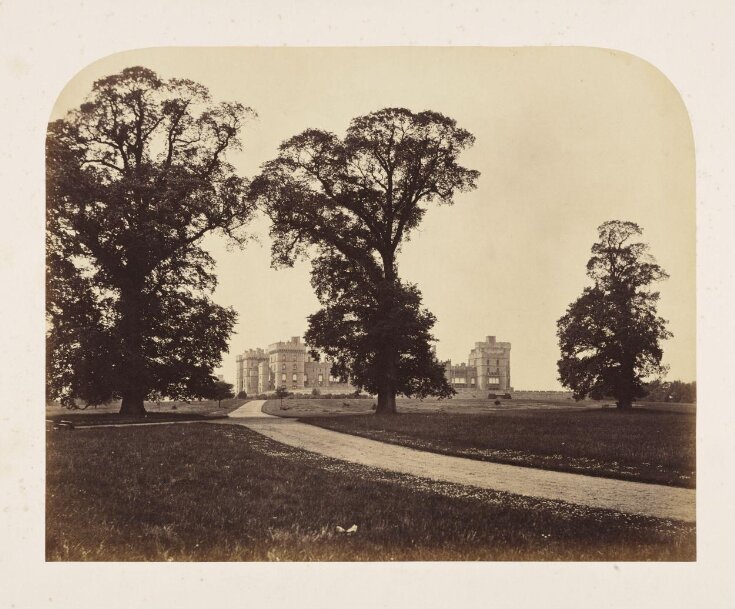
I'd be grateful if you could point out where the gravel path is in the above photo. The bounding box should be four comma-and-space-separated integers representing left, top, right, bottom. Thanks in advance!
224, 400, 696, 522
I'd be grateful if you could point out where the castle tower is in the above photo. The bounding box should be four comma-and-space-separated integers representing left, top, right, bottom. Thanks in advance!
268, 336, 307, 390
236, 348, 268, 395
257, 360, 271, 394
467, 335, 511, 391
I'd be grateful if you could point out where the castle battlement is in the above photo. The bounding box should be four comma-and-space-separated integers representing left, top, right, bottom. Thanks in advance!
235, 335, 333, 395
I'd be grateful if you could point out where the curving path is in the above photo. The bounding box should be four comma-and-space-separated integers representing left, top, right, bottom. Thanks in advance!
220, 400, 696, 522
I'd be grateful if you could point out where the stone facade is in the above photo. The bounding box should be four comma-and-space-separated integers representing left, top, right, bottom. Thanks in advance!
443, 335, 511, 392
235, 336, 332, 395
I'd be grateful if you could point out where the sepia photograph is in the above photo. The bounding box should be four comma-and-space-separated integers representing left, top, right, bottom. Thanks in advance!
3, 1, 735, 607
44, 47, 696, 562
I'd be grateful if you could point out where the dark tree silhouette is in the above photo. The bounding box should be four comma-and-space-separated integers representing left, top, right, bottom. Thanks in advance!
210, 380, 235, 407
46, 66, 255, 415
557, 221, 672, 409
304, 250, 452, 405
251, 108, 479, 413
274, 386, 290, 407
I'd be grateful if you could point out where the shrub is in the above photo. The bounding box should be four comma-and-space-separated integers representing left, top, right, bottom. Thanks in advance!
488, 393, 497, 399
494, 400, 501, 405
371, 403, 377, 411
311, 387, 320, 397
236, 391, 247, 399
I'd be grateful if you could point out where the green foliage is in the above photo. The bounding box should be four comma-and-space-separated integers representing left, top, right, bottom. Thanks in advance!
557, 221, 672, 409
46, 67, 255, 412
250, 108, 478, 412
236, 390, 248, 399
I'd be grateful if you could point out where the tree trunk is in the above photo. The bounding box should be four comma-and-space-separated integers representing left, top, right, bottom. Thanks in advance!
118, 277, 148, 416
375, 332, 399, 415
120, 392, 147, 415
375, 260, 399, 415
376, 384, 397, 414
616, 358, 635, 411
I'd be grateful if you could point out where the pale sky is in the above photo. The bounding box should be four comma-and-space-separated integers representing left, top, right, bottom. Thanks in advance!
50, 47, 696, 390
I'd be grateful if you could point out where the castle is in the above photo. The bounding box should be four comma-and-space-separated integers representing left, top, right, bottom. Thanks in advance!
443, 335, 512, 392
235, 334, 511, 396
235, 336, 333, 395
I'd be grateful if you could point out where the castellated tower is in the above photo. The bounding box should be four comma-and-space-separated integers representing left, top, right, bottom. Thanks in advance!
235, 348, 268, 395
236, 335, 334, 394
442, 334, 512, 393
268, 336, 307, 390
468, 335, 511, 391
257, 360, 271, 394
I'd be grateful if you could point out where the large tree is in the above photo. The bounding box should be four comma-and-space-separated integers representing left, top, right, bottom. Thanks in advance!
556, 221, 672, 409
47, 66, 255, 415
250, 108, 479, 413
304, 250, 452, 404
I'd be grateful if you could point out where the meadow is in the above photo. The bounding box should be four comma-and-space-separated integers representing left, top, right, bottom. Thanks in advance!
46, 422, 694, 561
261, 397, 696, 487
45, 398, 243, 426
299, 406, 695, 487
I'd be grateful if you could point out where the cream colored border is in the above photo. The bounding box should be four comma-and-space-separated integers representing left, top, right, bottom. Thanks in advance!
1, 1, 733, 608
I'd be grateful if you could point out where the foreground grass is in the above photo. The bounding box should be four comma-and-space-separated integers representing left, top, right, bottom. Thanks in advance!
47, 423, 694, 561
303, 408, 695, 488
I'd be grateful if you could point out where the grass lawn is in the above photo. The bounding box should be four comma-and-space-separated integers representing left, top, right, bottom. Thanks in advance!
47, 423, 694, 561
302, 408, 695, 488
262, 396, 602, 418
263, 397, 374, 417
46, 398, 245, 426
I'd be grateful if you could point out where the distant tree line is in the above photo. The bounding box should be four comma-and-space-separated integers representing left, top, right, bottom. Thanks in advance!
642, 380, 696, 403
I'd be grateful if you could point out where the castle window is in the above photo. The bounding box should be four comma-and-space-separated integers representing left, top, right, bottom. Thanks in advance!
292, 373, 297, 382
281, 373, 286, 381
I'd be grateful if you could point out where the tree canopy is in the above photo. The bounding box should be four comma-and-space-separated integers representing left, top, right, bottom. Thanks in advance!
46, 66, 255, 414
556, 221, 672, 409
210, 380, 235, 406
250, 107, 479, 413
